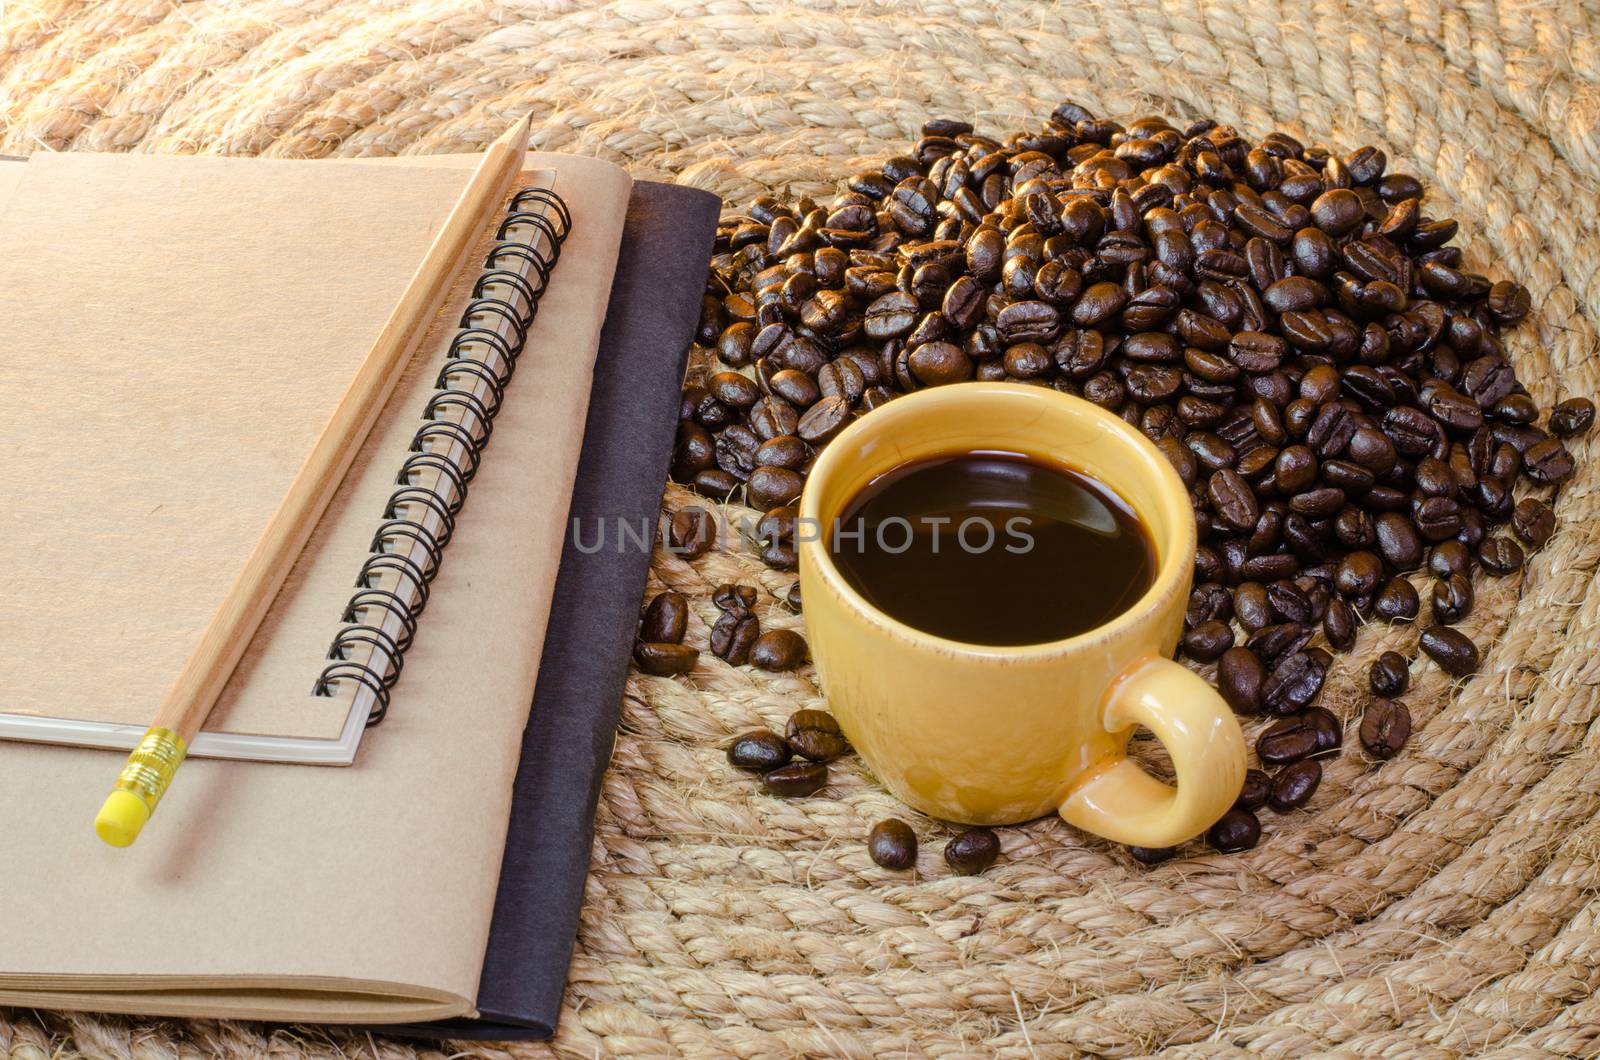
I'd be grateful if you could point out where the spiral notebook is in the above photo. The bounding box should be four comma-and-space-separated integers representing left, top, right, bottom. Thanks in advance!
0, 146, 654, 1025
0, 150, 581, 764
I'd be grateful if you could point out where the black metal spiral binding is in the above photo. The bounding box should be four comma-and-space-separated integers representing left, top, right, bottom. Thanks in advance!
312, 185, 570, 724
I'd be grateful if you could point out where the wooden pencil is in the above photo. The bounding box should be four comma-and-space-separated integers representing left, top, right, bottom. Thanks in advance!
94, 115, 534, 847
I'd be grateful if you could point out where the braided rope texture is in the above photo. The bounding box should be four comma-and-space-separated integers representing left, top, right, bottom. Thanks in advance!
3, 1, 1599, 1056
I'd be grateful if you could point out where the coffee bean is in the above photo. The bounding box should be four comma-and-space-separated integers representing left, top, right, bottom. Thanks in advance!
713, 583, 759, 611
1217, 647, 1267, 713
1263, 648, 1330, 714
1258, 716, 1321, 764
1323, 597, 1356, 651
762, 761, 827, 797
710, 609, 761, 664
1311, 188, 1364, 236
727, 729, 792, 771
1420, 625, 1480, 677
868, 819, 918, 869
1127, 845, 1176, 866
1207, 808, 1261, 852
1236, 768, 1271, 811
944, 827, 1000, 874
1550, 397, 1595, 437
670, 506, 718, 558
1431, 573, 1474, 624
688, 470, 736, 499
1474, 536, 1523, 576
786, 710, 840, 744
797, 395, 853, 444
634, 641, 699, 676
752, 629, 808, 671
746, 466, 805, 510
754, 434, 808, 471
789, 721, 849, 761
1305, 706, 1343, 756
1268, 760, 1322, 812
1370, 651, 1411, 696
1524, 438, 1575, 484
1208, 468, 1259, 531
1374, 512, 1424, 570
1512, 498, 1555, 548
1359, 698, 1412, 758
907, 341, 974, 386
1425, 540, 1466, 580
1373, 577, 1420, 623
1248, 622, 1315, 666
1335, 551, 1383, 598
641, 591, 689, 643
1182, 619, 1234, 662
1071, 282, 1127, 326
785, 582, 802, 611
1187, 583, 1234, 626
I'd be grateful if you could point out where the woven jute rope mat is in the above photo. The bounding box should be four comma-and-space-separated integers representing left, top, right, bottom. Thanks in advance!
5, 1, 1600, 1056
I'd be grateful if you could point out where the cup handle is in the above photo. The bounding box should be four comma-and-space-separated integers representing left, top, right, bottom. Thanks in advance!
1059, 655, 1246, 848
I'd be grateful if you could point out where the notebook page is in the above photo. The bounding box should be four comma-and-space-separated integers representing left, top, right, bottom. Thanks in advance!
0, 153, 471, 741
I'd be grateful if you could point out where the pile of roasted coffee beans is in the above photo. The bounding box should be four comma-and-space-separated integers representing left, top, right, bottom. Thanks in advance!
673, 102, 1594, 860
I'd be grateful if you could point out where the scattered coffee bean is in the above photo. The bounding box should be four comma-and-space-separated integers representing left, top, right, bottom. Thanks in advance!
785, 582, 802, 610
868, 818, 918, 869
1268, 760, 1322, 812
1236, 768, 1271, 811
1512, 499, 1555, 548
634, 641, 699, 676
640, 591, 689, 643
1431, 574, 1474, 624
1258, 716, 1320, 764
713, 583, 759, 611
1127, 845, 1176, 866
669, 506, 718, 558
1373, 577, 1420, 623
762, 761, 828, 797
1370, 651, 1411, 696
1550, 397, 1595, 437
710, 609, 761, 664
1420, 625, 1481, 676
783, 709, 849, 760
751, 628, 808, 671
944, 827, 1001, 875
786, 710, 841, 742
727, 729, 792, 771
1429, 540, 1470, 580
1207, 808, 1261, 852
1359, 698, 1412, 758
1477, 536, 1524, 575
1305, 706, 1343, 756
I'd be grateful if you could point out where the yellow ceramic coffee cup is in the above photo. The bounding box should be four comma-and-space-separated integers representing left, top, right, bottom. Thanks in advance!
797, 382, 1245, 847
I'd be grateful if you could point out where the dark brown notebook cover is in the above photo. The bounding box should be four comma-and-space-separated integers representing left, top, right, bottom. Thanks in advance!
381, 178, 718, 1040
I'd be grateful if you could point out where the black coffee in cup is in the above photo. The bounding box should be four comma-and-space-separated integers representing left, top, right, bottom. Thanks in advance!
829, 450, 1154, 646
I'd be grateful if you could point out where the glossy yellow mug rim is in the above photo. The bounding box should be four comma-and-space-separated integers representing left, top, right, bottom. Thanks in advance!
796, 382, 1196, 660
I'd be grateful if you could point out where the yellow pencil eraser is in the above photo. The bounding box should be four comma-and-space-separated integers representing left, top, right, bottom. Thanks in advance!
95, 789, 150, 848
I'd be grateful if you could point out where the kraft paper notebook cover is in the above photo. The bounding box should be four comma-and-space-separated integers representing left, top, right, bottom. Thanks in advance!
0, 149, 639, 1022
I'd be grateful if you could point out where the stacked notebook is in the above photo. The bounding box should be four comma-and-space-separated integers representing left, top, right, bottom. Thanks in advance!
0, 142, 718, 1037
